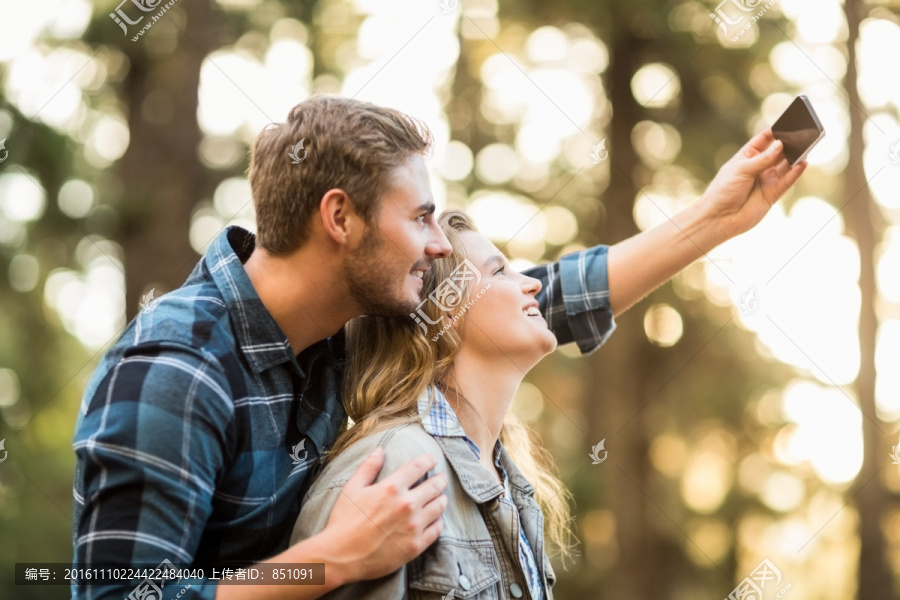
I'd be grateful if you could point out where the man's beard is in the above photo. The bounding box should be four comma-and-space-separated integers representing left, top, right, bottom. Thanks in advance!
343, 226, 419, 318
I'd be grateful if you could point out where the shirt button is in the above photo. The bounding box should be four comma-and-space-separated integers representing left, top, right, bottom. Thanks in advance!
510, 582, 524, 597
459, 574, 472, 590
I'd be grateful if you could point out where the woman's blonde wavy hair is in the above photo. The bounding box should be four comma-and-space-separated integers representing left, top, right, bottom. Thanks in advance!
330, 209, 575, 558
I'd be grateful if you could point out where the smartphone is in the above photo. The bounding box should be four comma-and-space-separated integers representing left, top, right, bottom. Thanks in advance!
771, 95, 825, 165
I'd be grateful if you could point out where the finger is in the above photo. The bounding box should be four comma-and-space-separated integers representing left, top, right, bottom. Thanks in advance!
383, 453, 439, 489
744, 128, 776, 156
416, 489, 448, 525
410, 473, 447, 506
420, 515, 444, 547
775, 161, 808, 196
772, 158, 792, 179
408, 471, 448, 506
343, 446, 386, 491
742, 139, 783, 174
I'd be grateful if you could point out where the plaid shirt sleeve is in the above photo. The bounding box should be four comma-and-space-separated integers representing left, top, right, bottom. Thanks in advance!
522, 244, 616, 355
72, 341, 234, 600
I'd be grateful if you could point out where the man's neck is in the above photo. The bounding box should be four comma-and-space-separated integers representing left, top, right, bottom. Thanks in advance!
242, 244, 360, 356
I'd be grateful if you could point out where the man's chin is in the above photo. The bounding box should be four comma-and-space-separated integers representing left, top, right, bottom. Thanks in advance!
358, 291, 421, 320
403, 290, 425, 315
343, 244, 426, 318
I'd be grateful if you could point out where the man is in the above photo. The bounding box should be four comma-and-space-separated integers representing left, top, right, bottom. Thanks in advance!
72, 96, 804, 600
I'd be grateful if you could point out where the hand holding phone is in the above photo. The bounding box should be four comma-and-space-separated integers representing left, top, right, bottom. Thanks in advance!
771, 95, 825, 165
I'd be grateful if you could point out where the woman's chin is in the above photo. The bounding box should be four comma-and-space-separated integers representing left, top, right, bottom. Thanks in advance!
538, 332, 558, 356
520, 331, 558, 364
470, 324, 557, 363
519, 324, 558, 358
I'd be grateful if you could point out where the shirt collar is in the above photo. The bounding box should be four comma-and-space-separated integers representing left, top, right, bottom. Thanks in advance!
418, 385, 536, 499
417, 386, 502, 463
205, 226, 301, 376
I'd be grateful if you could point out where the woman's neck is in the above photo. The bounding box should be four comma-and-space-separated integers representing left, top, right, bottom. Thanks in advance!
443, 349, 524, 461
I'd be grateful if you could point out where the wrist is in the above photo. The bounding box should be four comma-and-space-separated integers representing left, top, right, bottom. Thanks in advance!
296, 530, 357, 590
684, 194, 729, 251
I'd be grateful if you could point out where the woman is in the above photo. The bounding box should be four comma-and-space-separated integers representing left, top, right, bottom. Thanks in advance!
292, 210, 573, 599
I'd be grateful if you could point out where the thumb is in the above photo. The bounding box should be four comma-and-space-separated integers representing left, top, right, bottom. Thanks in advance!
743, 139, 784, 174
344, 446, 385, 490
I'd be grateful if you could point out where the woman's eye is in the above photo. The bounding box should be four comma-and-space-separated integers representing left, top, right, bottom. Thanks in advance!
494, 266, 505, 275
416, 215, 426, 224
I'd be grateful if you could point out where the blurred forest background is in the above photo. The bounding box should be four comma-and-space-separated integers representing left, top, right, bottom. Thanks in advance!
2, 0, 900, 598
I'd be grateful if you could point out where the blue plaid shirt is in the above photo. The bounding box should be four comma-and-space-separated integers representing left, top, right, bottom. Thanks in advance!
419, 387, 543, 600
71, 225, 615, 599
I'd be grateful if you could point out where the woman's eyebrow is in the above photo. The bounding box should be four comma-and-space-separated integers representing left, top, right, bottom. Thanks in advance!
483, 254, 505, 270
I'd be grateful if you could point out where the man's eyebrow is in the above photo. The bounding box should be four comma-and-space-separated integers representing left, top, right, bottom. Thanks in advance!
415, 202, 436, 214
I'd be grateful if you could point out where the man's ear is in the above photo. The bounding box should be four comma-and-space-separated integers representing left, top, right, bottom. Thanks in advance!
319, 188, 359, 245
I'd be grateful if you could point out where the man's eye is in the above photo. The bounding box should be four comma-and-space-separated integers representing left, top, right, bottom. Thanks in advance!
416, 215, 426, 224
494, 266, 505, 275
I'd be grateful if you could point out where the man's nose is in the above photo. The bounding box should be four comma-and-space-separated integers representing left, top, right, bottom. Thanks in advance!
425, 223, 452, 258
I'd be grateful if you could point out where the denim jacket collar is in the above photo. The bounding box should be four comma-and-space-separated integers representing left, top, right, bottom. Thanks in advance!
417, 386, 537, 504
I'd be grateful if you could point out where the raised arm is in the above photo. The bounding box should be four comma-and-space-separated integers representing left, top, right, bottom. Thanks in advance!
522, 130, 804, 354
607, 130, 806, 316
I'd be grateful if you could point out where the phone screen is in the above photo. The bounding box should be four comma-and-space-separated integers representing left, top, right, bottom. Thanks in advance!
772, 97, 823, 165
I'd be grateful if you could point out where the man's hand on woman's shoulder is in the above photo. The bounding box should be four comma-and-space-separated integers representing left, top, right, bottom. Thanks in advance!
294, 437, 449, 587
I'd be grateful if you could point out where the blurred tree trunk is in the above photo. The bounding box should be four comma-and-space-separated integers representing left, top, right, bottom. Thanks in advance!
119, 0, 217, 320
843, 0, 892, 597
590, 27, 663, 600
